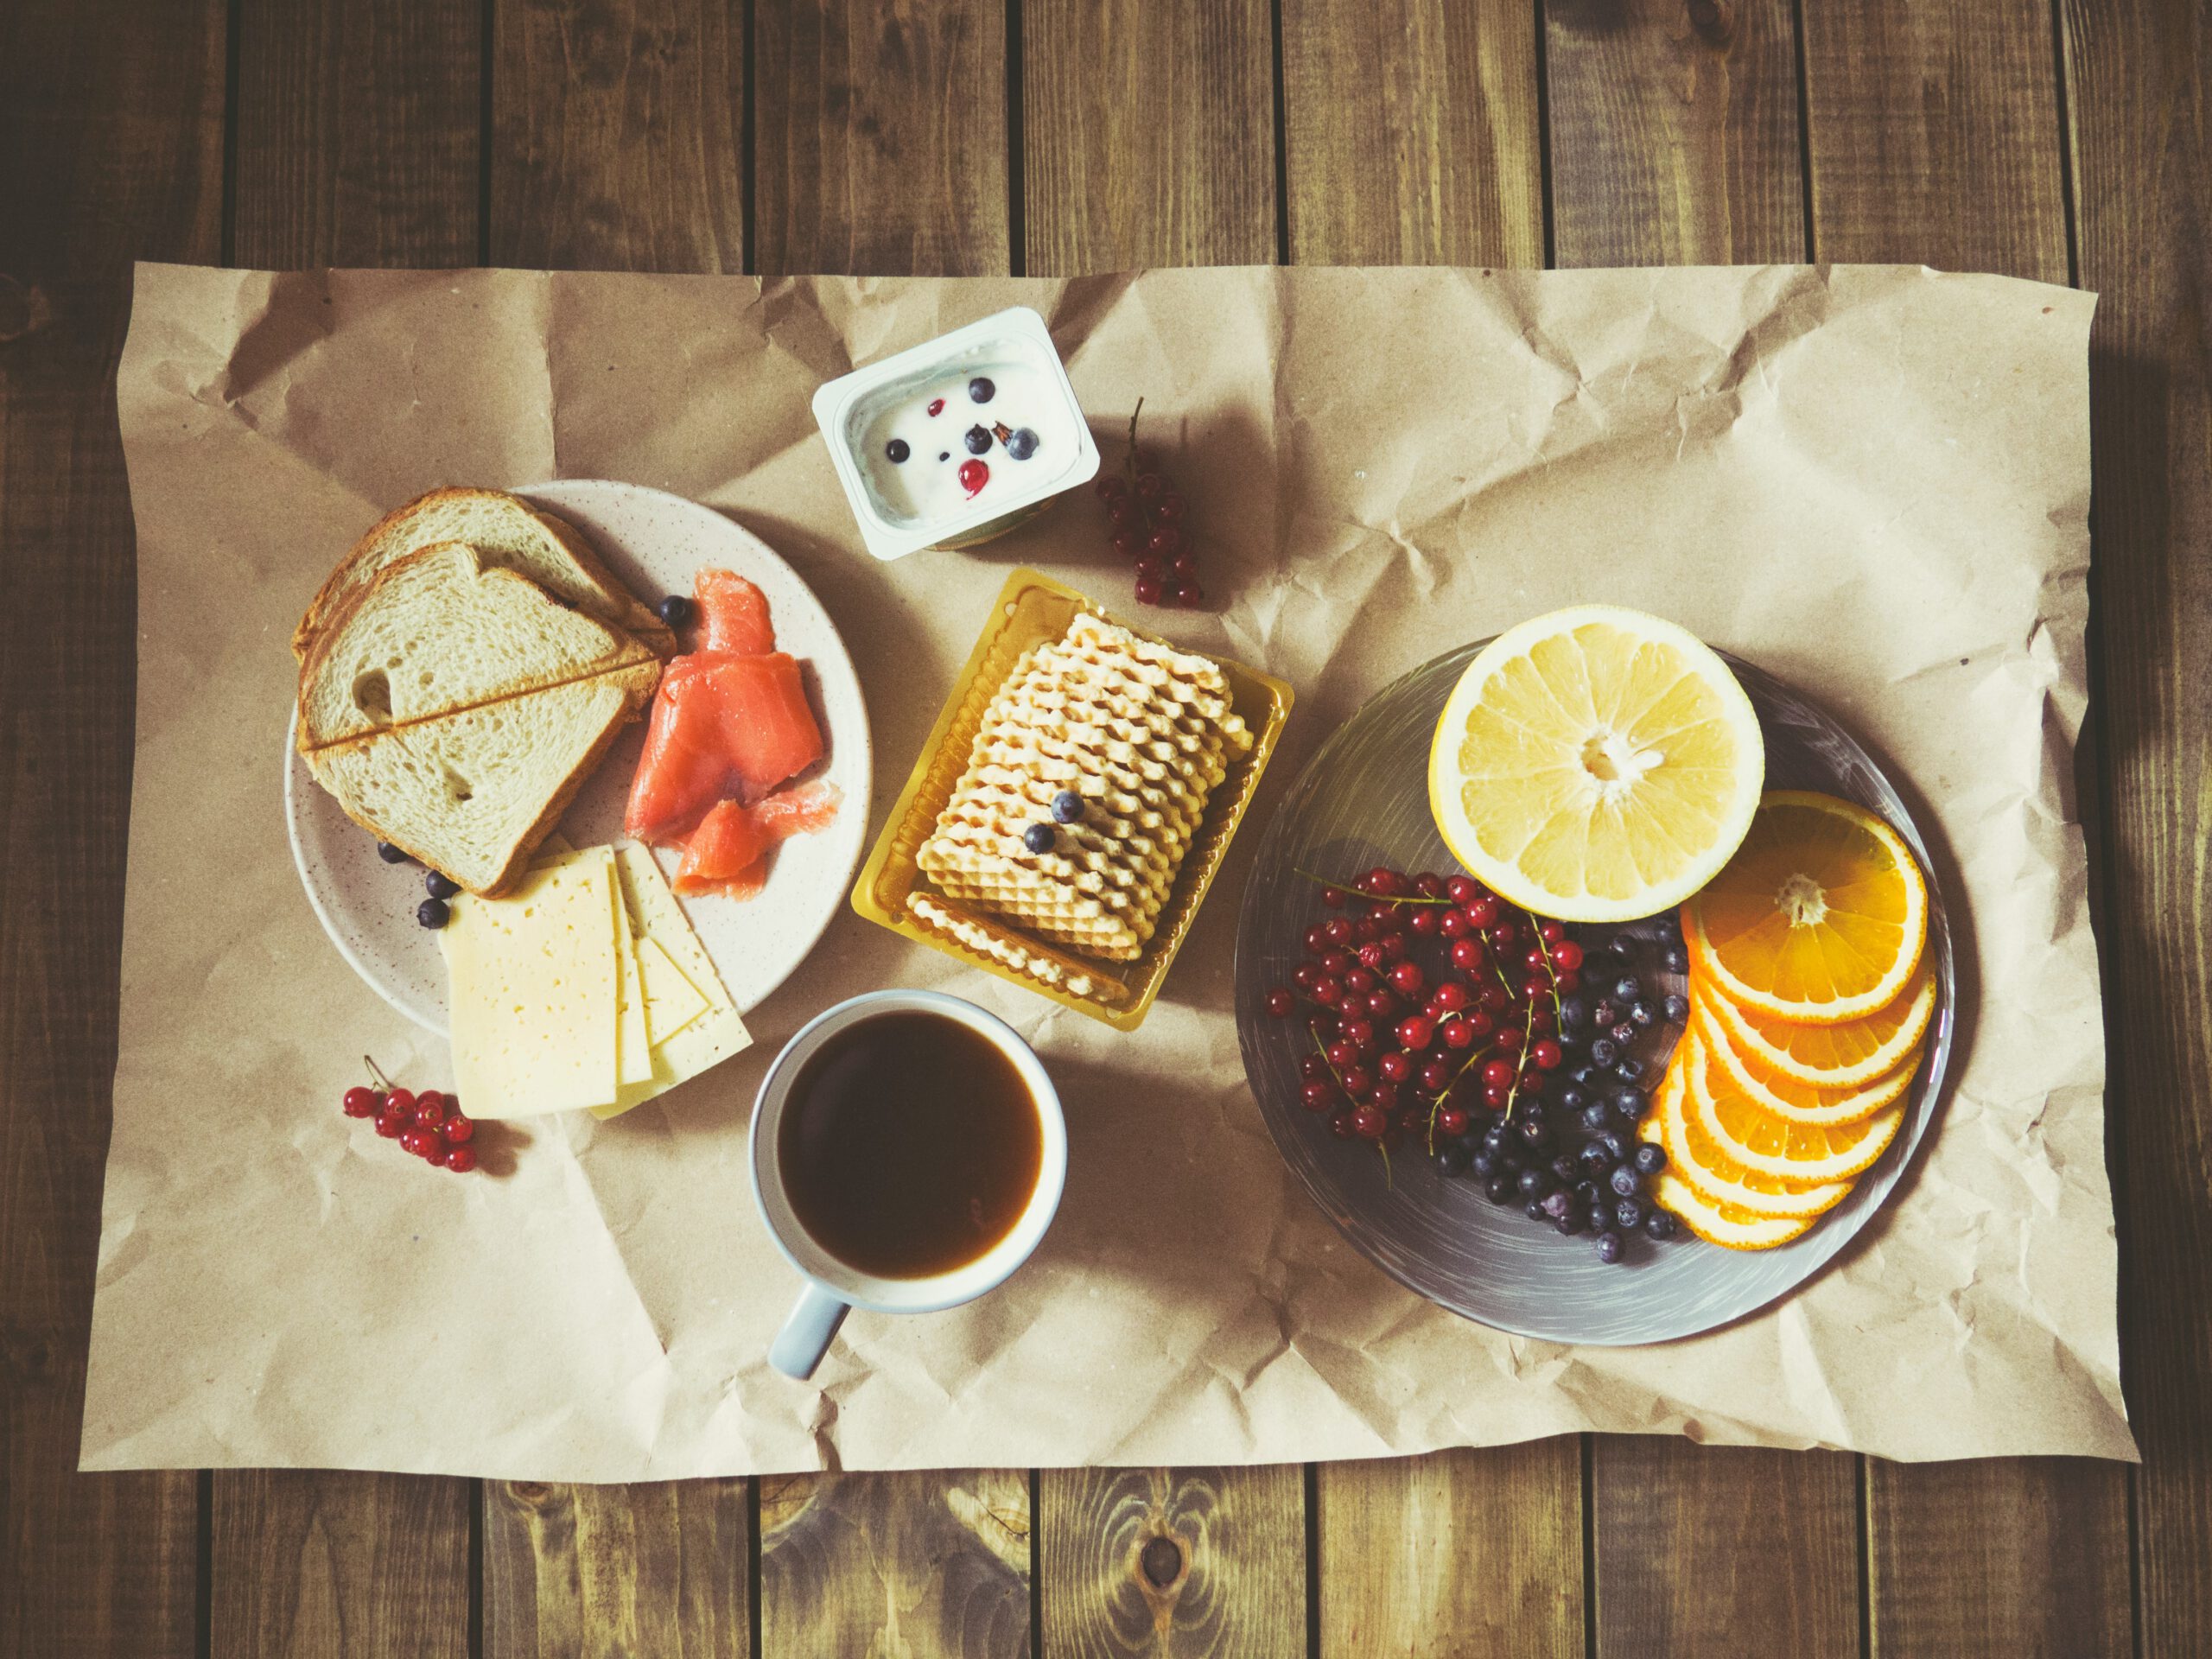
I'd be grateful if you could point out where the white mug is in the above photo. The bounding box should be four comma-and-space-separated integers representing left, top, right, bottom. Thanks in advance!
751, 989, 1068, 1380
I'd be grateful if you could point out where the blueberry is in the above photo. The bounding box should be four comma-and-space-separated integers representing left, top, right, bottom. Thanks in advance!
1482, 1123, 1511, 1155
1615, 1058, 1647, 1083
1614, 1197, 1647, 1231
416, 897, 450, 930
1613, 1086, 1648, 1119
1005, 427, 1040, 460
1052, 789, 1084, 823
1578, 1141, 1614, 1177
969, 376, 996, 404
1590, 1038, 1618, 1068
1573, 1178, 1601, 1205
965, 424, 994, 454
1580, 1103, 1612, 1135
1471, 1151, 1496, 1178
1022, 822, 1055, 854
1570, 1064, 1602, 1088
1559, 996, 1588, 1030
1592, 1001, 1620, 1028
1606, 933, 1634, 957
1630, 1001, 1656, 1027
1611, 1022, 1637, 1046
1588, 1204, 1614, 1233
1609, 1164, 1643, 1198
1555, 1210, 1585, 1236
657, 593, 695, 629
1484, 1174, 1515, 1205
938, 451, 950, 461
1560, 1085, 1586, 1112
1662, 946, 1688, 972
1499, 1148, 1526, 1174
1662, 993, 1690, 1022
1633, 1143, 1668, 1177
1433, 1144, 1470, 1177
1596, 1128, 1628, 1162
1516, 1114, 1551, 1149
1541, 1190, 1573, 1220
1596, 1230, 1624, 1264
1524, 1198, 1549, 1221
1644, 1210, 1678, 1242
1614, 976, 1643, 1002
885, 437, 911, 464
376, 841, 411, 865
424, 869, 460, 899
1517, 1166, 1552, 1197
1551, 1154, 1580, 1184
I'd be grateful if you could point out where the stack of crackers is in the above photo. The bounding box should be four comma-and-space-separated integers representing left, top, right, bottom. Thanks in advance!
917, 612, 1254, 963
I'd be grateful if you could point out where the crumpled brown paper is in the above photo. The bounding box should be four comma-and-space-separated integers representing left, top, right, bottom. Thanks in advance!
85, 263, 2133, 1478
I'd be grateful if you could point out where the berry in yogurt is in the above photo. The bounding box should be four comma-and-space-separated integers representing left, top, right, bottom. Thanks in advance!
861, 361, 1075, 526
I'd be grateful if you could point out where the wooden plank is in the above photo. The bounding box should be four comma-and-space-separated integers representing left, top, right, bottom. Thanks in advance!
210, 1472, 470, 1658
233, 0, 482, 267
2063, 0, 2212, 1651
1036, 1466, 1305, 1658
1801, 0, 2069, 276
483, 1479, 749, 1657
1867, 1459, 2132, 1656
1796, 3, 2137, 1654
759, 1470, 1032, 1657
1279, 0, 1544, 266
1545, 0, 1807, 264
1021, 0, 1277, 270
1316, 1442, 1582, 1657
753, 0, 1008, 276
1592, 1442, 1856, 1657
0, 0, 224, 1654
492, 0, 746, 272
216, 6, 484, 1653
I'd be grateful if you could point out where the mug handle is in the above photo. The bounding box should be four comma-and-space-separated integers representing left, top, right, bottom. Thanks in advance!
769, 1283, 850, 1380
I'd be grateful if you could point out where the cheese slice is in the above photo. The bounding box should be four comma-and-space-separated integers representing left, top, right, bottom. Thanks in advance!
593, 844, 753, 1119
634, 933, 709, 1048
534, 832, 578, 862
612, 880, 655, 1089
442, 849, 621, 1118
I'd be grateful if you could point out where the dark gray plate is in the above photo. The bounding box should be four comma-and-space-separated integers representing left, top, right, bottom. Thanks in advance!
1233, 645, 1955, 1346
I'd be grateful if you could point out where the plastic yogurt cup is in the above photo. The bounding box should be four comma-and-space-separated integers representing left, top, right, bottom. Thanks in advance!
812, 307, 1100, 562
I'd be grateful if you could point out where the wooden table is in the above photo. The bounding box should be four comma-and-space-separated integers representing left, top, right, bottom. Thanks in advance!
3, 1, 2202, 1652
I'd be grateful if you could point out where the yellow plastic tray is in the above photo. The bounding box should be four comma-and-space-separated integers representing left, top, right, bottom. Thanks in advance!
850, 568, 1293, 1030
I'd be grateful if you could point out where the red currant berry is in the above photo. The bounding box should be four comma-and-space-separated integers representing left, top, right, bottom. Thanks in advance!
413, 1094, 446, 1128
1522, 974, 1550, 1000
1378, 932, 1409, 962
1436, 1105, 1471, 1138
1556, 970, 1582, 992
1413, 872, 1446, 899
1432, 980, 1471, 1014
1340, 1065, 1373, 1096
1135, 472, 1166, 499
1396, 1015, 1436, 1051
1326, 1040, 1357, 1070
1352, 1104, 1388, 1140
1408, 907, 1440, 936
1378, 1050, 1413, 1083
398, 1128, 433, 1158
1135, 575, 1164, 605
1368, 1079, 1402, 1112
374, 1110, 407, 1139
1440, 1017, 1475, 1050
1481, 1058, 1516, 1090
1302, 1080, 1338, 1112
385, 1087, 416, 1118
1445, 874, 1480, 905
1147, 525, 1182, 556
1094, 474, 1125, 499
1518, 1069, 1546, 1094
1303, 923, 1332, 954
1437, 908, 1469, 938
1419, 1058, 1453, 1092
1365, 990, 1400, 1020
1525, 947, 1551, 975
1321, 950, 1356, 977
442, 1144, 478, 1173
1483, 1084, 1510, 1109
1540, 921, 1565, 944
1169, 580, 1205, 607
1551, 939, 1585, 972
1300, 1052, 1330, 1081
1357, 941, 1388, 971
1293, 963, 1319, 991
1449, 937, 1485, 972
1324, 916, 1355, 947
1466, 1008, 1496, 1039
1532, 1039, 1564, 1070
1265, 987, 1295, 1017
342, 1086, 381, 1118
1134, 555, 1166, 580
1465, 896, 1500, 929
1329, 1109, 1358, 1140
1342, 1016, 1376, 1049
1320, 884, 1347, 908
1171, 553, 1200, 578
1478, 982, 1511, 1013
1154, 493, 1187, 520
1388, 961, 1425, 997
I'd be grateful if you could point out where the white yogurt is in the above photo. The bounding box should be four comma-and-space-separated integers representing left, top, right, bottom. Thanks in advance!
812, 308, 1100, 562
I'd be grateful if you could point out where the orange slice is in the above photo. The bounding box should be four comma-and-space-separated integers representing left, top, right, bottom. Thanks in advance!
1683, 791, 1928, 1024
1647, 1039, 1853, 1220
1698, 965, 1937, 1088
1691, 986, 1920, 1127
1685, 1031, 1904, 1183
1649, 1169, 1815, 1251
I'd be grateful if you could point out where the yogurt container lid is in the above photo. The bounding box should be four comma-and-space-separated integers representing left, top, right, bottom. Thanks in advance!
811, 307, 1100, 562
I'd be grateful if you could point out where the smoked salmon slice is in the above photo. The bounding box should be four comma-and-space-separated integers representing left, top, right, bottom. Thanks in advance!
673, 780, 845, 897
623, 565, 829, 843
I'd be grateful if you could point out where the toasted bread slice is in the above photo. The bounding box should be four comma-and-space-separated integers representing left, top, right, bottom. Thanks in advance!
307, 677, 642, 895
294, 486, 677, 662
296, 541, 661, 753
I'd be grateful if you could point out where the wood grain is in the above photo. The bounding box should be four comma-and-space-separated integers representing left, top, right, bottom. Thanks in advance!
0, 0, 223, 1654
1280, 0, 1544, 266
484, 1478, 749, 1657
753, 0, 1008, 276
759, 1469, 1033, 1657
1868, 1458, 2132, 1656
1037, 1466, 1306, 1657
2064, 0, 2212, 1652
211, 1472, 471, 1657
233, 0, 482, 267
1545, 0, 1807, 264
1802, 0, 2069, 276
1591, 1442, 1856, 1657
1021, 0, 1277, 270
492, 0, 745, 272
219, 8, 486, 1653
1316, 1441, 1582, 1657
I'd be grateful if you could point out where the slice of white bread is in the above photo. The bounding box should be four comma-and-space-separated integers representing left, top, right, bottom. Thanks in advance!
294, 486, 677, 662
307, 677, 640, 895
296, 541, 661, 753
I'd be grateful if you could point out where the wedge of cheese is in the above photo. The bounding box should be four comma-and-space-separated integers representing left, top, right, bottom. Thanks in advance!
594, 844, 752, 1118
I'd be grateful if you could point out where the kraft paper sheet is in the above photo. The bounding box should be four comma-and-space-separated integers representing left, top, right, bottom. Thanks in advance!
86, 263, 2133, 1477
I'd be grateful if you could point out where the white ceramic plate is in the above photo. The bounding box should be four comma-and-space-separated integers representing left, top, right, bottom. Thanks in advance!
285, 480, 873, 1033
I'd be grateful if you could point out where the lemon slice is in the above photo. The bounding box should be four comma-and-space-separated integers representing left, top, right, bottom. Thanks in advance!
1648, 1040, 1853, 1219
1427, 606, 1764, 923
1686, 1035, 1904, 1183
1691, 986, 1921, 1127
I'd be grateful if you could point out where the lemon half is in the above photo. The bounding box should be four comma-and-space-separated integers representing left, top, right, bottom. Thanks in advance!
1427, 606, 1764, 923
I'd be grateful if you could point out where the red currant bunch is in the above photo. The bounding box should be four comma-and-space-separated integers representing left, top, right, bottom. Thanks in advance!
1094, 400, 1206, 610
344, 1058, 479, 1173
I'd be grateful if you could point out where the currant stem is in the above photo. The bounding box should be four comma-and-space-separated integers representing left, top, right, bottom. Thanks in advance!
363, 1054, 395, 1092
